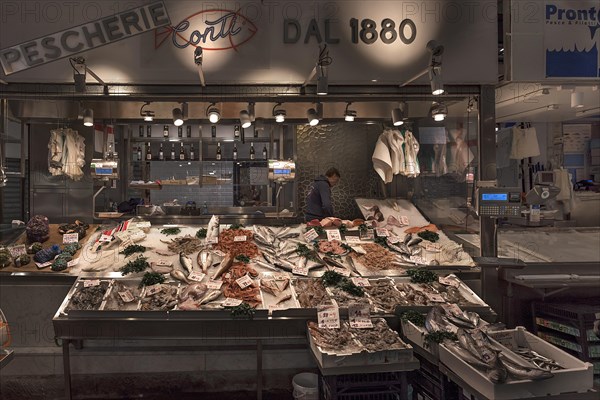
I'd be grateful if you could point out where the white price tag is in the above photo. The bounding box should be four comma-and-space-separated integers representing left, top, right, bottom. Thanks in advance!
99, 234, 113, 243
439, 276, 460, 288
35, 261, 52, 269
375, 228, 389, 237
333, 267, 351, 277
222, 297, 243, 307
118, 290, 135, 303
349, 302, 373, 328
272, 273, 289, 281
8, 244, 27, 258
387, 235, 401, 244
136, 221, 151, 230
206, 237, 219, 244
268, 304, 286, 312
424, 242, 441, 252
292, 263, 309, 276
236, 274, 254, 289
206, 279, 223, 290
155, 260, 172, 267
234, 235, 247, 242
410, 256, 426, 265
84, 279, 100, 288
400, 216, 410, 226
351, 277, 371, 287
212, 249, 226, 257
425, 292, 446, 303
326, 229, 342, 241
145, 284, 162, 297
303, 228, 319, 242
62, 233, 79, 243
350, 245, 366, 255
188, 271, 206, 282
67, 258, 79, 267
317, 304, 340, 329
345, 236, 361, 244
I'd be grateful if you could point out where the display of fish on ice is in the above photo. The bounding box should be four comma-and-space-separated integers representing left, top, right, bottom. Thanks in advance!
206, 215, 220, 241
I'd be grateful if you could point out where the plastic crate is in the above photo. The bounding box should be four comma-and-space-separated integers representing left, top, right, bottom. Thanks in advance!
411, 355, 459, 400
321, 372, 404, 400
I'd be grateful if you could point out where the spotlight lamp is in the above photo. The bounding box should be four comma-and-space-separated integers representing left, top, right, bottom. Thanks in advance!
344, 102, 356, 122
391, 102, 408, 126
140, 102, 155, 122
240, 109, 252, 129
206, 103, 220, 123
172, 107, 184, 126
273, 103, 286, 123
82, 108, 94, 127
307, 103, 323, 126
430, 102, 448, 122
427, 40, 445, 95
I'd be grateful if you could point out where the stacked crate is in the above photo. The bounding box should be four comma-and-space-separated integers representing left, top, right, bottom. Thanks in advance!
320, 371, 405, 400
409, 355, 459, 400
532, 301, 600, 383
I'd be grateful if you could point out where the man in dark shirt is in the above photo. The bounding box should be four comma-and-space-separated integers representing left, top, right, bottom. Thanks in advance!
305, 167, 341, 221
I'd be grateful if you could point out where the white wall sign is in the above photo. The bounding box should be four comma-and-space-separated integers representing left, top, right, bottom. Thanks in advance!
0, 1, 170, 75
0, 1, 497, 84
510, 0, 600, 80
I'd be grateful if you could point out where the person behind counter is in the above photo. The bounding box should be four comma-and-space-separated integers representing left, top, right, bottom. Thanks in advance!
305, 167, 341, 222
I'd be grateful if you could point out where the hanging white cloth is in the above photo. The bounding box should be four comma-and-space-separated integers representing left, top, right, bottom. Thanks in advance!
372, 132, 393, 183
510, 125, 540, 159
403, 130, 420, 178
48, 128, 85, 180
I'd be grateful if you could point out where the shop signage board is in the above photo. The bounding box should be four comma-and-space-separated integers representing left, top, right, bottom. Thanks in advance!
0, 0, 497, 84
509, 0, 600, 80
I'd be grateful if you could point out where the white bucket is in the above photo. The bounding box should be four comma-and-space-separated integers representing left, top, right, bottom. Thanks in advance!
292, 372, 319, 400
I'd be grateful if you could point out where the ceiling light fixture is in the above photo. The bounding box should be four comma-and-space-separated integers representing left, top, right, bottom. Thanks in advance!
140, 102, 155, 122
206, 103, 220, 123
344, 102, 356, 122
82, 108, 94, 127
193, 46, 206, 86
303, 44, 333, 95
571, 91, 584, 108
172, 106, 184, 126
400, 40, 445, 94
240, 109, 252, 129
273, 103, 286, 123
69, 57, 106, 94
391, 101, 408, 126
307, 103, 322, 126
430, 102, 448, 122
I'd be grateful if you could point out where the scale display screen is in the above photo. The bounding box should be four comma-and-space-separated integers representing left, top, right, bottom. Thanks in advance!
95, 168, 113, 176
268, 160, 295, 181
481, 193, 508, 201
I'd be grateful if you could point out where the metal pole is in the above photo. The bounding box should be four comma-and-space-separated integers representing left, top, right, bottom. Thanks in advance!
256, 339, 263, 400
478, 86, 498, 257
62, 339, 73, 400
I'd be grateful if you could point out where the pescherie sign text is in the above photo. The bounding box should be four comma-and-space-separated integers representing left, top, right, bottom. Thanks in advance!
0, 1, 170, 75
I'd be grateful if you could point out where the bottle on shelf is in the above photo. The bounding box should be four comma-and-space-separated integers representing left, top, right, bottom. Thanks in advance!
146, 142, 152, 161
178, 126, 183, 138
234, 125, 240, 140
136, 146, 142, 161
179, 143, 185, 160
253, 127, 258, 138
186, 126, 192, 138
163, 125, 169, 138
262, 145, 268, 160
211, 125, 217, 138
233, 143, 238, 160
159, 143, 164, 161
170, 143, 176, 160
146, 125, 152, 138
138, 126, 144, 138
250, 142, 255, 160
190, 143, 195, 160
216, 142, 222, 160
